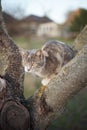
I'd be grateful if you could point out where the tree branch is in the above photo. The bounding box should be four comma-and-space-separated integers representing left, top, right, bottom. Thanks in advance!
0, 100, 30, 130
73, 25, 87, 51
28, 26, 87, 130
0, 0, 24, 98
0, 1, 30, 130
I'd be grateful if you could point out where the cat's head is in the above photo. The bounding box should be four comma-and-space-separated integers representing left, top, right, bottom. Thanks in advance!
21, 49, 45, 73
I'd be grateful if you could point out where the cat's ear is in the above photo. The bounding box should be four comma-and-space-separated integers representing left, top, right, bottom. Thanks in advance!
42, 50, 49, 57
19, 48, 26, 56
19, 48, 29, 59
36, 50, 42, 56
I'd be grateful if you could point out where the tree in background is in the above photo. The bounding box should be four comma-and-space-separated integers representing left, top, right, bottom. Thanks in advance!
69, 8, 87, 32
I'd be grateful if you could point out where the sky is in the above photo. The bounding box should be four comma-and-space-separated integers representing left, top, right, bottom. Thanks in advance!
2, 0, 87, 23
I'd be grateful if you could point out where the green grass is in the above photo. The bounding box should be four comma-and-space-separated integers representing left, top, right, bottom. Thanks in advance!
13, 36, 74, 50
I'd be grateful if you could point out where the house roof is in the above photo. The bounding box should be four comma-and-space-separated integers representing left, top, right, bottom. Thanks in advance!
21, 15, 52, 23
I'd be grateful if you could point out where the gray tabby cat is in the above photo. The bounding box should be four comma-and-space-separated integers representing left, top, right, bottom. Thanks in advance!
21, 40, 75, 85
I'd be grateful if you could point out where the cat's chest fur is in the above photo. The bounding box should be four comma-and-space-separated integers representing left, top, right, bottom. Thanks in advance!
21, 40, 74, 85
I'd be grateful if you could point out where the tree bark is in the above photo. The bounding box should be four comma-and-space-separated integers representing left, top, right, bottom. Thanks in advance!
0, 0, 87, 130
74, 25, 87, 51
0, 1, 30, 130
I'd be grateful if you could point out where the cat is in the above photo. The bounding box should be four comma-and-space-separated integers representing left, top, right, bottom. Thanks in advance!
21, 40, 75, 85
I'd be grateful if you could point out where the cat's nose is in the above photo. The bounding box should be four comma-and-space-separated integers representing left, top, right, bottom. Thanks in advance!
28, 68, 31, 71
24, 66, 32, 72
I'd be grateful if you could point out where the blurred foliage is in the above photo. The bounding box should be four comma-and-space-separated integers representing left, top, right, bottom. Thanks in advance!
69, 9, 87, 32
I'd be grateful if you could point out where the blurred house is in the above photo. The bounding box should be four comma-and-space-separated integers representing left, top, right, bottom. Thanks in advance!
3, 12, 61, 38
3, 8, 84, 39
37, 22, 61, 38
18, 15, 53, 37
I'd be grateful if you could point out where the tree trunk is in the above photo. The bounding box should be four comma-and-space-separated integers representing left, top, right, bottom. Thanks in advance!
0, 1, 30, 130
0, 1, 87, 130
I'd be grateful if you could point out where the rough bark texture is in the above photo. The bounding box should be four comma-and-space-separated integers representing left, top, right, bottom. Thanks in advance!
0, 0, 24, 98
0, 1, 30, 130
0, 0, 87, 130
74, 25, 87, 51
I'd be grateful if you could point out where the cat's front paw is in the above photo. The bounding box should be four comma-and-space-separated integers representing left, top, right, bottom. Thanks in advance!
41, 79, 50, 86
